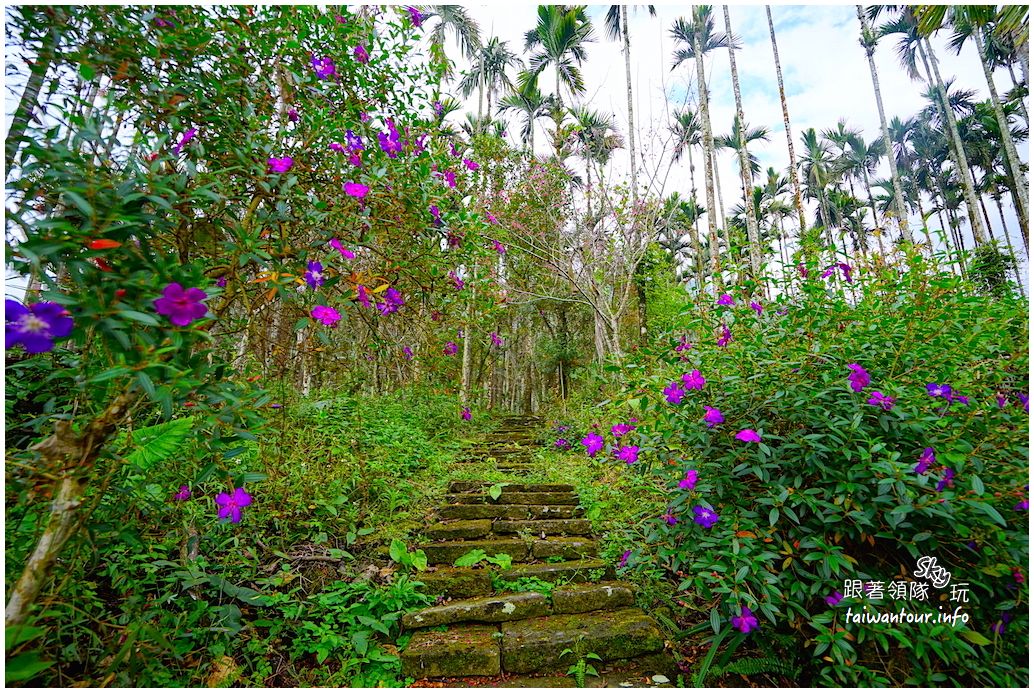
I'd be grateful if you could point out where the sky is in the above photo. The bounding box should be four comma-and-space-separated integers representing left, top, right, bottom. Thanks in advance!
444, 2, 1030, 278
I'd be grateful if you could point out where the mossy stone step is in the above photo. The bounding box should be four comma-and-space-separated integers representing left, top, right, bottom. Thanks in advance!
415, 566, 493, 599
400, 623, 501, 678
551, 582, 635, 614
402, 591, 550, 629
448, 482, 575, 494
530, 537, 597, 560
498, 558, 613, 584
446, 491, 579, 506
500, 608, 665, 674
421, 539, 530, 565
493, 519, 592, 536
425, 519, 492, 541
439, 504, 584, 521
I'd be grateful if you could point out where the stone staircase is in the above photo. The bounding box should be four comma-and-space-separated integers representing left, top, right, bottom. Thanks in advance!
400, 416, 673, 686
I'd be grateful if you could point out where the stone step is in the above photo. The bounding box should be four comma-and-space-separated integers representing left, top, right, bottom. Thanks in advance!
449, 482, 575, 494
498, 559, 614, 584
421, 539, 530, 565
493, 519, 592, 536
550, 582, 635, 614
446, 491, 579, 506
425, 519, 492, 541
402, 592, 550, 629
414, 566, 493, 599
530, 537, 598, 560
401, 623, 500, 679
439, 504, 584, 521
501, 608, 665, 674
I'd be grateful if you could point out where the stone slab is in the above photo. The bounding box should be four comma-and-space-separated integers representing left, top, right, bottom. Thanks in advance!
403, 592, 551, 629
401, 623, 501, 678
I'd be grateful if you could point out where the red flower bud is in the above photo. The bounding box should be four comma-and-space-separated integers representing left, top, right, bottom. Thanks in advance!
88, 238, 122, 250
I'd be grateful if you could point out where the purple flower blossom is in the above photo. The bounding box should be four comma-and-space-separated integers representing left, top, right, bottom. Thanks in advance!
915, 447, 936, 475
847, 364, 870, 393
403, 346, 414, 360
345, 130, 364, 151
662, 512, 678, 525
490, 332, 503, 347
797, 263, 809, 279
406, 6, 424, 27
174, 485, 191, 501
731, 606, 759, 633
344, 181, 369, 198
449, 142, 460, 157
356, 285, 371, 309
444, 341, 459, 356
663, 381, 686, 405
703, 406, 724, 428
867, 391, 895, 411
463, 158, 479, 171
329, 142, 346, 153
1015, 499, 1029, 512
681, 370, 705, 390
430, 205, 443, 227
951, 394, 969, 406
444, 170, 457, 188
215, 487, 253, 524
717, 293, 734, 306
268, 156, 293, 173
750, 300, 763, 315
825, 591, 843, 607
675, 335, 692, 352
581, 432, 605, 457
311, 305, 341, 326
154, 283, 208, 326
461, 406, 472, 421
821, 262, 853, 283
492, 239, 507, 254
449, 270, 464, 290
288, 108, 299, 122
353, 44, 370, 64
376, 287, 405, 315
616, 445, 639, 465
172, 127, 197, 155
992, 612, 1012, 635
6, 300, 74, 353
735, 429, 761, 443
618, 549, 632, 568
216, 276, 227, 288
311, 55, 336, 79
1018, 392, 1029, 412
717, 324, 731, 348
329, 238, 355, 259
678, 469, 698, 490
304, 260, 325, 288
935, 468, 955, 492
611, 423, 636, 438
996, 392, 1009, 408
555, 438, 571, 450
433, 101, 444, 116
927, 383, 952, 400
379, 121, 403, 157
692, 505, 720, 528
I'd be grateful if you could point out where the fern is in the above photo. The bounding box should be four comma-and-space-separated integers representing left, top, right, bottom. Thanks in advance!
124, 417, 195, 468
710, 656, 801, 681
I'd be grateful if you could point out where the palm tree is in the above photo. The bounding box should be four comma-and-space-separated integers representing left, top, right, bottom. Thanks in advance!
798, 128, 835, 234
715, 117, 770, 181
670, 109, 704, 258
671, 6, 733, 289
498, 80, 556, 152
523, 6, 595, 106
765, 6, 808, 235
421, 5, 482, 81
569, 105, 624, 221
605, 5, 656, 204
722, 5, 763, 280
458, 36, 523, 119
856, 5, 912, 243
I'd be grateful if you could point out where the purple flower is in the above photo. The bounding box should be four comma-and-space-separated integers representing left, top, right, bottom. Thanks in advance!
353, 44, 370, 64
717, 324, 731, 348
927, 383, 952, 400
1015, 499, 1029, 512
675, 335, 692, 352
490, 332, 503, 347
173, 485, 191, 502
951, 394, 969, 406
216, 276, 227, 288
268, 156, 293, 173
847, 364, 870, 393
406, 6, 424, 27
311, 305, 341, 326
463, 158, 479, 171
681, 370, 705, 390
555, 438, 571, 450
449, 142, 460, 157
750, 301, 763, 315
935, 468, 955, 492
449, 270, 464, 290
356, 285, 372, 309
867, 391, 895, 411
915, 447, 936, 475
154, 283, 208, 327
692, 505, 720, 528
581, 432, 604, 457
215, 487, 253, 524
735, 429, 761, 443
678, 469, 698, 490
288, 108, 299, 122
992, 612, 1012, 635
461, 406, 472, 421
172, 127, 197, 155
618, 550, 632, 568
6, 300, 74, 353
821, 262, 853, 283
996, 392, 1009, 408
344, 181, 369, 198
663, 381, 686, 405
616, 445, 639, 465
703, 406, 724, 428
797, 263, 809, 279
662, 512, 678, 526
430, 205, 443, 227
379, 124, 403, 158
717, 293, 734, 306
1018, 392, 1029, 412
311, 56, 336, 79
444, 341, 459, 356
345, 130, 364, 151
611, 423, 635, 438
444, 170, 457, 188
433, 101, 444, 116
403, 346, 414, 361
731, 606, 759, 633
329, 238, 355, 259
329, 142, 346, 153
376, 287, 405, 315
492, 240, 507, 254
825, 591, 843, 607
304, 260, 325, 288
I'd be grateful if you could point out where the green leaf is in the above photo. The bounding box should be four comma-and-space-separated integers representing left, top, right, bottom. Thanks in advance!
389, 538, 406, 564
62, 191, 93, 217
78, 63, 96, 80
120, 310, 160, 326
960, 630, 991, 646
5, 625, 46, 648
125, 417, 195, 468
5, 653, 54, 684
970, 475, 985, 496
488, 483, 504, 500
454, 549, 488, 568
410, 549, 428, 572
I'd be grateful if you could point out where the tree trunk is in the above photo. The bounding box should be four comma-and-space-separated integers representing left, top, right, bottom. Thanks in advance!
693, 24, 722, 290
857, 6, 911, 242
767, 6, 808, 236
972, 26, 1029, 246
623, 6, 638, 204
994, 194, 1025, 294
6, 13, 62, 172
724, 6, 762, 281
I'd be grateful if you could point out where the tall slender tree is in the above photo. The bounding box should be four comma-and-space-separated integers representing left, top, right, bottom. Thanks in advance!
458, 37, 523, 118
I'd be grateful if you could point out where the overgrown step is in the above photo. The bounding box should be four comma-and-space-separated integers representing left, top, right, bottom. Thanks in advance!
414, 566, 493, 599
402, 592, 550, 629
500, 608, 665, 674
401, 623, 500, 678
448, 482, 575, 494
439, 504, 583, 521
419, 537, 597, 565
498, 558, 614, 584
425, 519, 492, 541
492, 519, 592, 536
550, 582, 635, 614
446, 491, 579, 505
